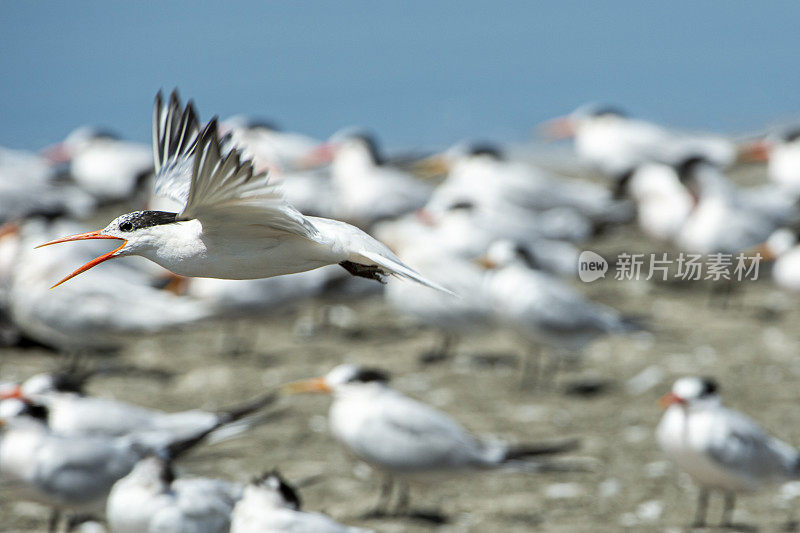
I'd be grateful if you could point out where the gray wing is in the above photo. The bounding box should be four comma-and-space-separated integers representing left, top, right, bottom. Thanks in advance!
707, 408, 799, 482
34, 436, 137, 506
350, 392, 486, 471
151, 90, 202, 208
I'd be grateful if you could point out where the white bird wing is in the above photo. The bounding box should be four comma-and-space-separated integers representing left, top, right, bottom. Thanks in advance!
707, 408, 799, 482
180, 121, 321, 241
152, 90, 202, 208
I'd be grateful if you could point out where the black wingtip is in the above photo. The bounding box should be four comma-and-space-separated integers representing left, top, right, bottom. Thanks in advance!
168, 88, 181, 109
504, 438, 581, 461
217, 392, 277, 424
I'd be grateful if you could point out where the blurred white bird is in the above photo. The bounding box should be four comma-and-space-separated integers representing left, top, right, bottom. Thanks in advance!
674, 157, 793, 254
0, 146, 95, 224
656, 377, 800, 527
616, 162, 693, 242
0, 404, 233, 530
107, 455, 242, 533
755, 227, 800, 291
407, 201, 581, 273
43, 126, 153, 203
426, 144, 629, 229
740, 128, 800, 195
480, 240, 641, 383
2, 370, 276, 441
220, 115, 320, 173
542, 104, 742, 176
231, 470, 372, 533
283, 364, 579, 515
384, 242, 493, 360
323, 133, 432, 227
6, 219, 214, 351
37, 91, 448, 294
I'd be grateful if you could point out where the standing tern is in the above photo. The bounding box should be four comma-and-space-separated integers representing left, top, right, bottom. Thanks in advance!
755, 227, 800, 291
479, 240, 641, 383
283, 364, 580, 515
542, 104, 740, 175
317, 132, 433, 227
106, 455, 242, 533
220, 115, 320, 173
37, 91, 449, 294
674, 157, 792, 254
0, 404, 237, 530
656, 377, 800, 527
6, 219, 214, 351
231, 470, 372, 532
3, 370, 277, 441
43, 126, 153, 203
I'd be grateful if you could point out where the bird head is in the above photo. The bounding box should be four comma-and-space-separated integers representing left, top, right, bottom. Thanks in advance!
282, 364, 390, 396
36, 210, 179, 288
539, 103, 628, 140
247, 470, 302, 510
476, 240, 539, 271
659, 377, 720, 409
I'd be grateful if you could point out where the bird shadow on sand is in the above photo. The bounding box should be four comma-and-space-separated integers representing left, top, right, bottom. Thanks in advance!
359, 509, 449, 525
689, 523, 758, 532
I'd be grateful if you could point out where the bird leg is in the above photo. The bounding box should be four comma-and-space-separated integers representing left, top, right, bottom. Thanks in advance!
338, 261, 386, 283
393, 480, 411, 516
364, 475, 394, 517
692, 488, 710, 528
65, 514, 96, 531
520, 348, 542, 390
721, 491, 736, 527
47, 508, 61, 533
419, 332, 456, 365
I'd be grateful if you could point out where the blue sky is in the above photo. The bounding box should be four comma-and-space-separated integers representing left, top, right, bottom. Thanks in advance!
2, 2, 799, 150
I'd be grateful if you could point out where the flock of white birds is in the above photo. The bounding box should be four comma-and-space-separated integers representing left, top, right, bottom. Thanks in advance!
2, 91, 800, 532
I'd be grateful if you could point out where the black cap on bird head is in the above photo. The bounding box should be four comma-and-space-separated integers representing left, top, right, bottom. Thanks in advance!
254, 470, 302, 510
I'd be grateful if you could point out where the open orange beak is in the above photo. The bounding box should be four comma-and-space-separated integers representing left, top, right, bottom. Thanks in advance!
658, 392, 686, 408
282, 377, 332, 395
0, 385, 24, 400
35, 230, 127, 289
539, 116, 576, 140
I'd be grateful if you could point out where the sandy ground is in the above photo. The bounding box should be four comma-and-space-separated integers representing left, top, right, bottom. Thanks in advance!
4, 166, 800, 532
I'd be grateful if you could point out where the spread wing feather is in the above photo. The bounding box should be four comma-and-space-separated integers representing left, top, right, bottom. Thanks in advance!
152, 90, 202, 207
183, 122, 320, 240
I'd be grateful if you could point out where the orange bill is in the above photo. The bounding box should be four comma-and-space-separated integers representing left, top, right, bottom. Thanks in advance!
0, 385, 23, 400
539, 116, 576, 140
36, 230, 127, 289
282, 377, 332, 394
658, 391, 685, 408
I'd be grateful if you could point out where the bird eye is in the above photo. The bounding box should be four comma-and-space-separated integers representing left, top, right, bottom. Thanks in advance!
119, 221, 134, 232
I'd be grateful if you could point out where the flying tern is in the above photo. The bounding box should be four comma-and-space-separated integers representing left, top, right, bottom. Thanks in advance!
37, 91, 449, 294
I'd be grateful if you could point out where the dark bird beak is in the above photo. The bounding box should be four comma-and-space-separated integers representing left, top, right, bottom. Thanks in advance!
36, 230, 127, 289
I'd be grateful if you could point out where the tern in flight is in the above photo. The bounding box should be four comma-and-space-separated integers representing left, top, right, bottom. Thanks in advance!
37, 91, 449, 293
